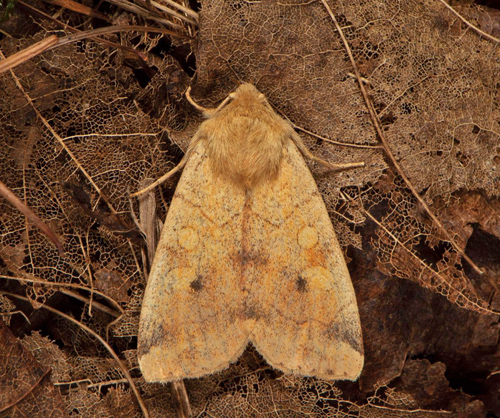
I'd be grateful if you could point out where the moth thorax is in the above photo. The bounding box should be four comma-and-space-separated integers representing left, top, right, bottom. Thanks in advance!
208, 138, 284, 190
203, 120, 287, 190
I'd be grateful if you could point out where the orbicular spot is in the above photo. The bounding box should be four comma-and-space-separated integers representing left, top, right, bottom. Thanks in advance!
298, 226, 318, 249
190, 276, 204, 292
296, 275, 308, 292
178, 227, 199, 250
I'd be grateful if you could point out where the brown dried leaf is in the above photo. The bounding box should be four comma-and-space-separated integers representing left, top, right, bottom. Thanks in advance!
0, 321, 65, 417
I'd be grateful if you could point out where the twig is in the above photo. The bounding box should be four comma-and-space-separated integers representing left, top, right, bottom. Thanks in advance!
16, 1, 139, 60
54, 24, 190, 48
17, 1, 187, 65
2, 292, 150, 418
160, 0, 198, 21
88, 378, 132, 389
0, 35, 58, 74
41, 0, 110, 21
150, 0, 197, 25
103, 0, 187, 32
0, 179, 64, 255
172, 380, 193, 418
59, 289, 120, 317
0, 310, 32, 325
436, 0, 500, 44
0, 274, 124, 315
0, 24, 190, 75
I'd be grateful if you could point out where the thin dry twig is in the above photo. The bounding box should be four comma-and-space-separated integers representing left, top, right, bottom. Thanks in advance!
0, 35, 58, 74
59, 289, 121, 318
24, 7, 134, 56
0, 274, 124, 315
436, 0, 500, 44
17, 1, 186, 64
54, 24, 191, 48
0, 25, 190, 75
150, 0, 197, 25
160, 0, 198, 21
103, 0, 187, 32
172, 380, 193, 418
0, 309, 32, 325
0, 179, 64, 255
1, 291, 150, 418
41, 0, 110, 20
54, 377, 132, 389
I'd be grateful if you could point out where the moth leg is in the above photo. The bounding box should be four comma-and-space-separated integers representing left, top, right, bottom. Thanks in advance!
290, 132, 365, 172
130, 136, 201, 198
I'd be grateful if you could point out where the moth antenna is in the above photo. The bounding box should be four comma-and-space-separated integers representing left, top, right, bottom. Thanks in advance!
185, 86, 210, 113
186, 86, 233, 116
290, 132, 365, 172
130, 135, 201, 198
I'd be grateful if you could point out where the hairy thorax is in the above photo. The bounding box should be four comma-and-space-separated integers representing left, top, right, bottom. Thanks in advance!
198, 85, 294, 190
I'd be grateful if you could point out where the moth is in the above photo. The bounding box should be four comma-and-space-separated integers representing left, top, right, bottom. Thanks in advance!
137, 83, 364, 382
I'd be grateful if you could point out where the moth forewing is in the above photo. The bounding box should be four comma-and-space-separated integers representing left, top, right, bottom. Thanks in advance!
138, 83, 363, 382
246, 140, 363, 380
137, 140, 249, 381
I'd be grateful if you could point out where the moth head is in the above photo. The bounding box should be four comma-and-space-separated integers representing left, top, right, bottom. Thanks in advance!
226, 83, 268, 108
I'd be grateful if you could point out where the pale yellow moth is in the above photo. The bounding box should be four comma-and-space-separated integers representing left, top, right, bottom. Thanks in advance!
138, 83, 364, 382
